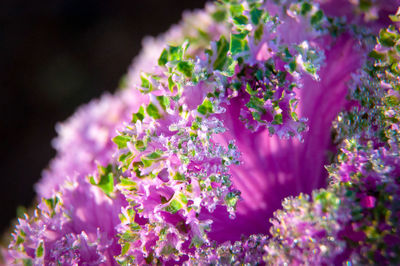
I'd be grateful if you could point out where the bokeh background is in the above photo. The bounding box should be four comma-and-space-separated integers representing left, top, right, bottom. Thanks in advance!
0, 0, 208, 237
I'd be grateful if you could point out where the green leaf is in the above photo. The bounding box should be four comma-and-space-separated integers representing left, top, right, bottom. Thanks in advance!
233, 15, 248, 25
359, 0, 372, 11
291, 111, 299, 121
389, 7, 400, 22
118, 177, 137, 191
212, 9, 227, 22
165, 198, 184, 214
158, 49, 169, 66
112, 135, 131, 149
300, 2, 312, 16
250, 8, 263, 25
368, 50, 386, 60
173, 172, 185, 181
90, 165, 115, 196
118, 151, 132, 164
157, 96, 170, 110
213, 36, 230, 71
273, 113, 283, 125
197, 98, 214, 115
304, 62, 317, 76
121, 243, 131, 256
16, 235, 24, 245
191, 120, 199, 130
140, 150, 163, 169
379, 27, 398, 47
289, 60, 297, 73
44, 197, 57, 211
233, 31, 249, 40
140, 157, 153, 168
132, 106, 145, 123
230, 33, 249, 54
314, 190, 339, 212
146, 103, 162, 119
179, 193, 188, 204
23, 259, 33, 266
225, 192, 239, 208
168, 76, 175, 92
140, 74, 152, 91
389, 14, 400, 22
246, 96, 264, 112
135, 139, 147, 151
36, 241, 44, 258
169, 45, 183, 61
177, 61, 194, 77
230, 3, 244, 17
245, 83, 256, 95
310, 10, 324, 25
254, 24, 264, 42
146, 150, 163, 160
223, 57, 237, 77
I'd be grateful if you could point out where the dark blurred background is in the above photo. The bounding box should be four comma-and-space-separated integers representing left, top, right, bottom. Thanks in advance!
0, 0, 208, 236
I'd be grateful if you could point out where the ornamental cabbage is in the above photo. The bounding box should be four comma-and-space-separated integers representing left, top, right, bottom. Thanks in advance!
3, 1, 400, 265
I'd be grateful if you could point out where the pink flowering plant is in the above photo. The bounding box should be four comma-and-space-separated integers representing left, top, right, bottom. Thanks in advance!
3, 0, 400, 265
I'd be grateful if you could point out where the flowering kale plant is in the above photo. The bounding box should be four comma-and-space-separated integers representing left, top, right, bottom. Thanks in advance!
3, 0, 400, 265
